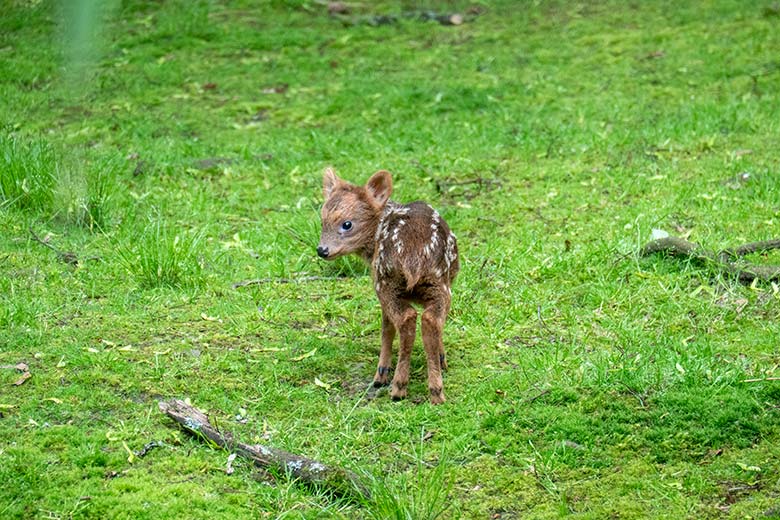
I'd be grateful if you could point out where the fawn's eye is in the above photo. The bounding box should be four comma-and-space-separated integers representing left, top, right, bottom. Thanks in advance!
340, 221, 353, 232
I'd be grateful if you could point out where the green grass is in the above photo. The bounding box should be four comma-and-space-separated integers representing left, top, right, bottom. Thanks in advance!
0, 134, 56, 211
118, 215, 206, 289
2, 0, 780, 518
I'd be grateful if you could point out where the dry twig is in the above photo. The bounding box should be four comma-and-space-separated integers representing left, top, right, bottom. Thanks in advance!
232, 275, 352, 288
29, 227, 79, 265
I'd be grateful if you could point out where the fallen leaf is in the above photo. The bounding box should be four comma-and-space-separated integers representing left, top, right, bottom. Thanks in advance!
122, 441, 136, 464
0, 404, 16, 409
226, 453, 237, 474
13, 371, 31, 386
327, 1, 349, 15
291, 348, 317, 362
201, 313, 219, 322
314, 377, 331, 390
43, 397, 63, 404
261, 83, 288, 94
644, 50, 665, 59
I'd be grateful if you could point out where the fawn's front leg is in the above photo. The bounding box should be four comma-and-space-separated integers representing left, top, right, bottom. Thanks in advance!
373, 310, 395, 387
421, 299, 448, 405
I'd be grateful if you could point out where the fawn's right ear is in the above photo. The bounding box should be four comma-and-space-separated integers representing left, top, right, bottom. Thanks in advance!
365, 170, 392, 208
323, 167, 341, 199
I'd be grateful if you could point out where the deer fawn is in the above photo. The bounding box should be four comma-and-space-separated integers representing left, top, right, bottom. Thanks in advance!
317, 168, 459, 404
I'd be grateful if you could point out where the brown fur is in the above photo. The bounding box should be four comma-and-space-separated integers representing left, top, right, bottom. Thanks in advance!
317, 167, 459, 404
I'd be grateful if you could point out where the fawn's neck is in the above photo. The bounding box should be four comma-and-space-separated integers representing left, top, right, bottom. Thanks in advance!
359, 200, 398, 263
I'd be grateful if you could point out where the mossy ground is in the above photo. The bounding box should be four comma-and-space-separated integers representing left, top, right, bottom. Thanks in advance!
1, 1, 780, 518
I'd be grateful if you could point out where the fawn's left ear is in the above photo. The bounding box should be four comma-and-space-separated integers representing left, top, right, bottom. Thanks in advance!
365, 170, 392, 207
323, 167, 341, 199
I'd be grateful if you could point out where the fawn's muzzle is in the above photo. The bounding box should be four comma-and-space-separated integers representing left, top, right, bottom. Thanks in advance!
316, 246, 329, 258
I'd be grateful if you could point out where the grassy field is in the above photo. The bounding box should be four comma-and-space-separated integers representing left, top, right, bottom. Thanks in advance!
2, 0, 780, 517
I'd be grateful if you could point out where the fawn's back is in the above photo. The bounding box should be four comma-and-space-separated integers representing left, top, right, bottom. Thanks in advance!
373, 200, 459, 298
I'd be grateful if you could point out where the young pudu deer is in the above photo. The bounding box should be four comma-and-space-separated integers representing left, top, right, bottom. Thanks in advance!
317, 168, 459, 404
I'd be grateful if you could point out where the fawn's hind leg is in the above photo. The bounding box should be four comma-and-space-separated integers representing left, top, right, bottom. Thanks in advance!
373, 310, 395, 387
421, 292, 450, 404
438, 292, 451, 372
385, 303, 417, 401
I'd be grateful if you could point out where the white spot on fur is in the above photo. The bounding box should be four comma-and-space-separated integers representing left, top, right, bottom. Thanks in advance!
444, 233, 457, 270
391, 223, 404, 255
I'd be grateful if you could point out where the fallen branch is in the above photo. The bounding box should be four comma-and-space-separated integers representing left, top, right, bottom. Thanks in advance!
232, 275, 353, 288
640, 236, 780, 283
158, 399, 367, 499
339, 9, 475, 27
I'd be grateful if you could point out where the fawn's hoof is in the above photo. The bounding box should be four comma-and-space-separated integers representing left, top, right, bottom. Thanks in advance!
429, 388, 446, 405
373, 367, 391, 387
390, 383, 407, 401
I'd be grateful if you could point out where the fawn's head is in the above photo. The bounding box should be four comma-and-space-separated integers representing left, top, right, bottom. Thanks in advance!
317, 167, 392, 260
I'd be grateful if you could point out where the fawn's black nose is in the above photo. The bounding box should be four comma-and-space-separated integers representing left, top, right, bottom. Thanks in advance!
317, 246, 329, 258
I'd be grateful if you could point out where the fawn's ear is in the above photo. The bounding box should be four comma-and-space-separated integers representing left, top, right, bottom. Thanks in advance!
322, 167, 341, 199
365, 170, 392, 207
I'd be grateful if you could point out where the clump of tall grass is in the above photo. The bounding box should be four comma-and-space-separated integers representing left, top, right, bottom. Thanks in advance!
55, 156, 122, 230
360, 456, 453, 520
119, 216, 205, 289
0, 134, 56, 211
1, 134, 123, 229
